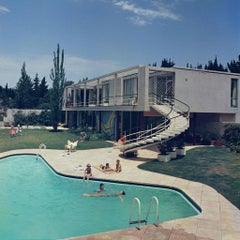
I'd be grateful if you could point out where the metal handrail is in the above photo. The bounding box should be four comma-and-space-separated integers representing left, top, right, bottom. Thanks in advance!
129, 198, 144, 228
145, 196, 159, 227
119, 93, 190, 153
129, 196, 159, 229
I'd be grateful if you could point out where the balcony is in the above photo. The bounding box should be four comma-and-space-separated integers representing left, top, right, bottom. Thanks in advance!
64, 94, 138, 110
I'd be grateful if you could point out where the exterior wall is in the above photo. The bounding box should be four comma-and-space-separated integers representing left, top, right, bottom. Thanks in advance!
174, 68, 240, 115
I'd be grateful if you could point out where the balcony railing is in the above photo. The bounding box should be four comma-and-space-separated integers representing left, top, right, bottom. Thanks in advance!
65, 94, 138, 108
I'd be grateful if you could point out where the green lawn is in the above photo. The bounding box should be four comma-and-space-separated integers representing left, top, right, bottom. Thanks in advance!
0, 128, 113, 152
138, 146, 240, 209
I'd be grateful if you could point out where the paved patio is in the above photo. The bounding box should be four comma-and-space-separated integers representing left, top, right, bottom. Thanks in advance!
1, 146, 240, 240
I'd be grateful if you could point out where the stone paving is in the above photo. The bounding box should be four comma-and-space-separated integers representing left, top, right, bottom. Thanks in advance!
1, 146, 240, 240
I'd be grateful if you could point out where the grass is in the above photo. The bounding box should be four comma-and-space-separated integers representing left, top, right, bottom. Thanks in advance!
0, 128, 113, 152
138, 146, 240, 209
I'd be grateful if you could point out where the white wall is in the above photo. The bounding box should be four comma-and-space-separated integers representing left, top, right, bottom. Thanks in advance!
174, 68, 240, 114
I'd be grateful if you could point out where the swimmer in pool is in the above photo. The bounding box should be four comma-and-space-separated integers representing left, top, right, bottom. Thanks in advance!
83, 190, 125, 197
96, 183, 105, 192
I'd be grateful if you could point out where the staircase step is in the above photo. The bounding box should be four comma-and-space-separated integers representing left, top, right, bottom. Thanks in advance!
120, 102, 189, 153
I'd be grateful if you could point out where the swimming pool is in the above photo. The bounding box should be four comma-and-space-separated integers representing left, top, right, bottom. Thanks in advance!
0, 155, 200, 239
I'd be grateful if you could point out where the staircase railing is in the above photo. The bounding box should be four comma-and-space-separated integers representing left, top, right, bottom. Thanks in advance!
118, 93, 190, 153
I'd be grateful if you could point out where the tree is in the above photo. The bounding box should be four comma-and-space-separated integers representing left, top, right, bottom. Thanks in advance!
33, 73, 40, 107
15, 62, 34, 108
204, 57, 228, 72
50, 44, 66, 131
0, 84, 15, 108
161, 58, 175, 67
196, 64, 203, 69
38, 77, 50, 108
227, 55, 240, 73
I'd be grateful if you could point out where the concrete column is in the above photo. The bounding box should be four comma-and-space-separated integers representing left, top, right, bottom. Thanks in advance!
97, 79, 100, 106
84, 82, 87, 106
138, 66, 149, 110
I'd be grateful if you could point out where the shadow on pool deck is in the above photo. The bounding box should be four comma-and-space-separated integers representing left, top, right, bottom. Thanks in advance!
0, 146, 240, 240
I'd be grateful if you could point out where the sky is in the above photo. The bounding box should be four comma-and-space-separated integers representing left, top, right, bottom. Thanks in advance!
0, 0, 239, 88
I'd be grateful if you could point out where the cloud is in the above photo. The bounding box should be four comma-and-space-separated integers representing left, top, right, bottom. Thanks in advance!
113, 0, 180, 25
0, 54, 123, 88
0, 5, 10, 13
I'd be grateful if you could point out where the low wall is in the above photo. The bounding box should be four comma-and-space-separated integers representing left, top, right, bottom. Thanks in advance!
3, 109, 42, 126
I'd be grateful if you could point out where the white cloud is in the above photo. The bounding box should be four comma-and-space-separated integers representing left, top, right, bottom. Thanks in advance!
0, 5, 10, 13
0, 54, 122, 88
113, 0, 180, 25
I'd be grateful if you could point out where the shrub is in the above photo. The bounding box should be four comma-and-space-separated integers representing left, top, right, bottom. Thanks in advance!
14, 110, 52, 126
223, 124, 240, 152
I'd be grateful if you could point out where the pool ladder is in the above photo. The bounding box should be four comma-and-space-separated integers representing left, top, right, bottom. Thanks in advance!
129, 196, 159, 229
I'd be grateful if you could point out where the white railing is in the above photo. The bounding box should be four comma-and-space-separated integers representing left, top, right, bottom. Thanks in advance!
119, 96, 190, 153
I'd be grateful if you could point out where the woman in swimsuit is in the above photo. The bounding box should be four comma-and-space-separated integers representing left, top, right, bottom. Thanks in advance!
83, 163, 92, 181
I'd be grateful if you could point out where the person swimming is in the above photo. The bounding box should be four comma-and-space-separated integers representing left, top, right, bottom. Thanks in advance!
83, 191, 125, 197
96, 183, 105, 192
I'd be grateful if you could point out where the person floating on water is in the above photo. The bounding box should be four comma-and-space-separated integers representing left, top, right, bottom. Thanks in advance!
83, 183, 125, 201
83, 191, 125, 197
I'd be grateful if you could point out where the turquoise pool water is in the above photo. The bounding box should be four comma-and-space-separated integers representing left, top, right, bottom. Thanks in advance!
0, 155, 200, 239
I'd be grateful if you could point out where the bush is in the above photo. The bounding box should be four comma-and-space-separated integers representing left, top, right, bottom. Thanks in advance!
14, 110, 52, 126
14, 112, 26, 125
38, 110, 51, 126
223, 124, 240, 152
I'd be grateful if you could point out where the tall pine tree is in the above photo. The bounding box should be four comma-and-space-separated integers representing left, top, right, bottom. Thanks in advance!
15, 62, 33, 108
227, 55, 240, 73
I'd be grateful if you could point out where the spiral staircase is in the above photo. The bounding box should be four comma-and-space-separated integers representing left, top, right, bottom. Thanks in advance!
119, 98, 190, 154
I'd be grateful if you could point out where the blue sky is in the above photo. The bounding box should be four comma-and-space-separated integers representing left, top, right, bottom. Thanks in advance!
0, 0, 239, 87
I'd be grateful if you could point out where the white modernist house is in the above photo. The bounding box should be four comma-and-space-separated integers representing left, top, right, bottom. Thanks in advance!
63, 65, 240, 152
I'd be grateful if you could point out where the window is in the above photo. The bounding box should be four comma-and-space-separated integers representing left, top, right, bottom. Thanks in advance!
103, 84, 109, 103
231, 78, 238, 107
123, 77, 138, 104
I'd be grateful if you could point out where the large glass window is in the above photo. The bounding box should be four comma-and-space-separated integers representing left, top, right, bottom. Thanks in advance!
231, 78, 238, 107
103, 84, 109, 103
123, 77, 138, 104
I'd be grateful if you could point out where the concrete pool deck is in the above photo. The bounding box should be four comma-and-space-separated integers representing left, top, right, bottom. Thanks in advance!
1, 146, 240, 240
